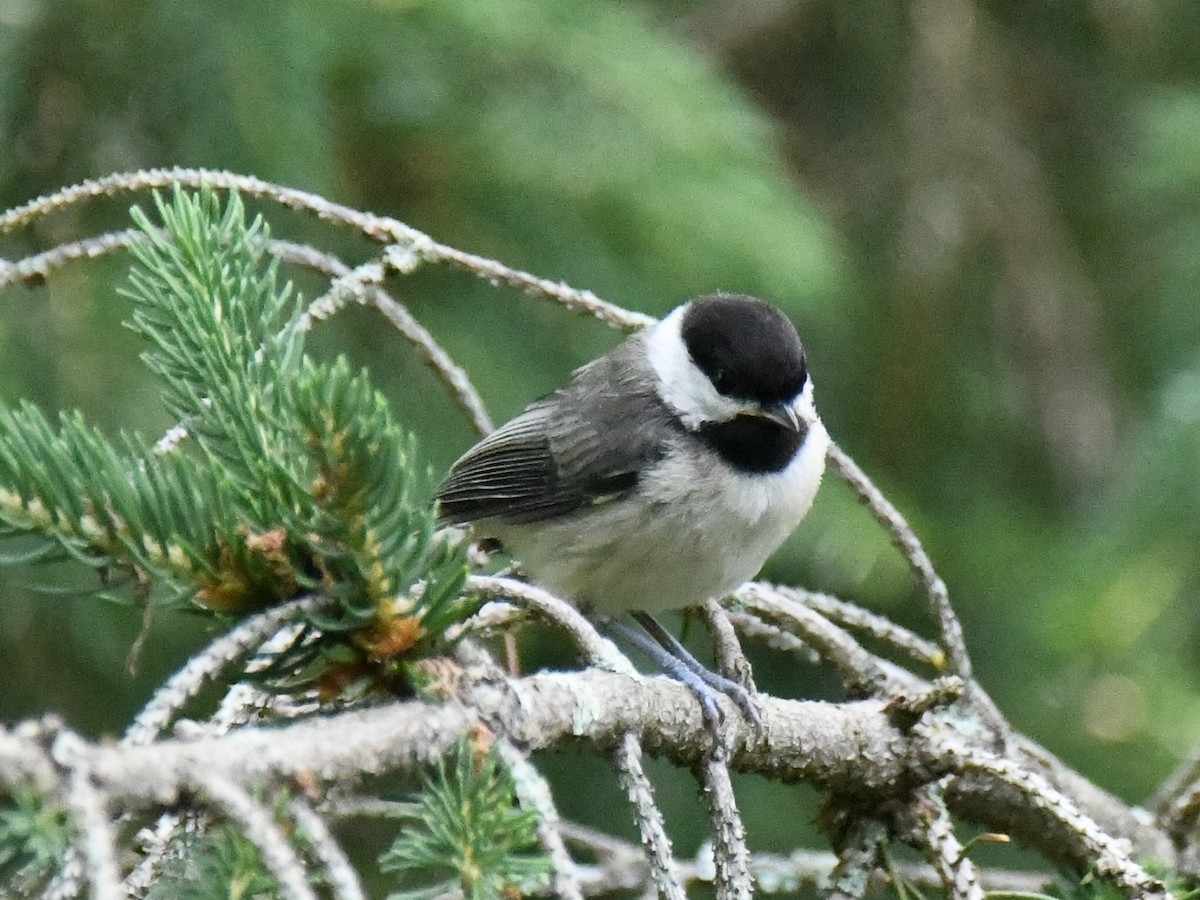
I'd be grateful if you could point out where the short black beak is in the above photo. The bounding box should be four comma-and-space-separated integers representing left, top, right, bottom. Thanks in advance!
754, 402, 804, 433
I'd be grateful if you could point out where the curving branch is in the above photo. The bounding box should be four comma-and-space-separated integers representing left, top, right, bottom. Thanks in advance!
124, 595, 328, 746
0, 168, 651, 330
893, 785, 985, 900
288, 798, 366, 900
189, 773, 316, 900
825, 441, 971, 682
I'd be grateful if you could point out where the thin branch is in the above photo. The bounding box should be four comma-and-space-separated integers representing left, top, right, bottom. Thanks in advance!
493, 738, 584, 900
38, 724, 105, 900
462, 575, 637, 676
0, 227, 496, 443
733, 583, 904, 695
701, 599, 758, 693
366, 285, 495, 435
0, 722, 58, 792
121, 616, 326, 896
288, 798, 366, 900
0, 230, 137, 290
559, 823, 1056, 897
614, 733, 688, 900
894, 786, 985, 900
454, 586, 681, 899
0, 167, 651, 329
191, 773, 317, 900
465, 577, 683, 899
122, 811, 197, 897
445, 596, 530, 642
60, 763, 121, 900
124, 595, 328, 746
826, 440, 972, 680
773, 585, 944, 670
699, 753, 754, 899
558, 820, 645, 862
926, 730, 1172, 900
295, 257, 386, 327
271, 239, 495, 435
385, 242, 654, 331
724, 608, 821, 664
0, 168, 401, 242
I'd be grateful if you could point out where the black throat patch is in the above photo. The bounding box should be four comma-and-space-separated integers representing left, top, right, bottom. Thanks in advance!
698, 416, 807, 474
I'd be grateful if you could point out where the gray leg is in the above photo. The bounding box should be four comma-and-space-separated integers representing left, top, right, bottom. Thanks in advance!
605, 618, 729, 737
604, 612, 762, 735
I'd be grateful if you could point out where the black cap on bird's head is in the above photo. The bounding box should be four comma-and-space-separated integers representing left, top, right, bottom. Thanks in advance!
680, 294, 808, 407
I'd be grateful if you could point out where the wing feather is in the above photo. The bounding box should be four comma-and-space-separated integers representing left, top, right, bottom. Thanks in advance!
435, 338, 676, 526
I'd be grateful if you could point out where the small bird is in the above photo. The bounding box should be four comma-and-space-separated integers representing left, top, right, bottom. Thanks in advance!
437, 294, 828, 720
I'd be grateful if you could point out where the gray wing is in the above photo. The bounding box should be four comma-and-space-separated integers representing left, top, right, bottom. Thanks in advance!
436, 338, 677, 526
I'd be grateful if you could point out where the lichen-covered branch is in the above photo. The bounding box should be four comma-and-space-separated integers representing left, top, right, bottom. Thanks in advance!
0, 664, 1179, 892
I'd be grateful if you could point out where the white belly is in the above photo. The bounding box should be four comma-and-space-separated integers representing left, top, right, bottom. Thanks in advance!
494, 421, 829, 614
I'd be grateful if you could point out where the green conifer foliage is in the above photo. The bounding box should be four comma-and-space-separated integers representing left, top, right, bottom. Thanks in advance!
0, 187, 468, 693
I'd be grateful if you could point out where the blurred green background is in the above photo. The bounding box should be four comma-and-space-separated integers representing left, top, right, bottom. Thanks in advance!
1, 0, 1199, 873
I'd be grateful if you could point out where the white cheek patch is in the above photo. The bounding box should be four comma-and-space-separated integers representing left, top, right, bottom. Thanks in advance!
645, 305, 743, 428
792, 378, 818, 426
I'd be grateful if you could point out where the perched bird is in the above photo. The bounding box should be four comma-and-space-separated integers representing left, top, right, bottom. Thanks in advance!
437, 294, 828, 721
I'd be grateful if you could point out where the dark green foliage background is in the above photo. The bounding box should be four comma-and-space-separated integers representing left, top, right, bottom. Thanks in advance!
1, 0, 1199, 867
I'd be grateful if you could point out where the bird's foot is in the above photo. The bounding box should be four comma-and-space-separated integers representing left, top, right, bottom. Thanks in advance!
605, 614, 763, 750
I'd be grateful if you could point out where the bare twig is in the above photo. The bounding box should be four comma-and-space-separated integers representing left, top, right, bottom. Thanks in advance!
894, 785, 985, 900
699, 753, 754, 899
826, 440, 971, 680
724, 608, 821, 664
0, 168, 401, 242
296, 257, 387, 326
45, 730, 119, 900
773, 585, 944, 670
388, 242, 653, 331
734, 583, 904, 695
826, 817, 888, 900
0, 722, 58, 792
614, 733, 688, 900
701, 599, 758, 693
124, 595, 328, 746
463, 575, 636, 676
0, 168, 651, 329
0, 230, 138, 289
289, 798, 366, 900
192, 773, 316, 900
122, 812, 198, 897
458, 577, 683, 899
288, 246, 496, 433
494, 738, 584, 900
365, 284, 495, 435
926, 729, 1172, 900
63, 765, 121, 900
0, 227, 496, 443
